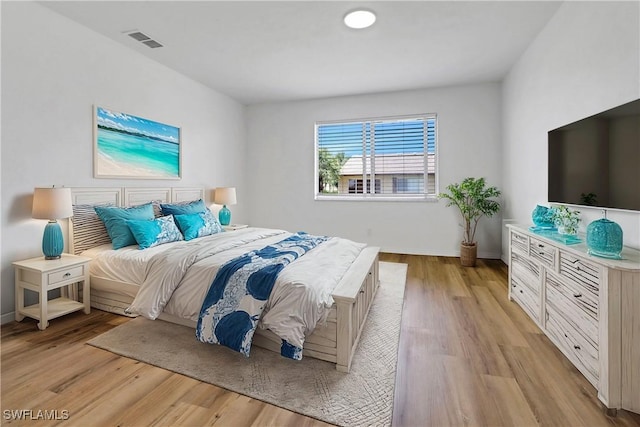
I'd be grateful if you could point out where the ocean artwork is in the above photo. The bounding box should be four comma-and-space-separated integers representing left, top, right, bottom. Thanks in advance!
94, 106, 181, 179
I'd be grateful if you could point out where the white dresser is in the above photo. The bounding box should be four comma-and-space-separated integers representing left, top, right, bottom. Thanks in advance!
507, 224, 640, 414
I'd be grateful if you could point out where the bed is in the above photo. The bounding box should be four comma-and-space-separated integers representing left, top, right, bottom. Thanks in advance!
69, 187, 380, 372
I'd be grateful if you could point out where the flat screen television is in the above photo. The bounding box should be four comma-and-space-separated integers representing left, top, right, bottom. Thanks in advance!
548, 98, 640, 212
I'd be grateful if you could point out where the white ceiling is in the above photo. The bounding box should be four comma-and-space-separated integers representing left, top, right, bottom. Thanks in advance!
41, 1, 562, 105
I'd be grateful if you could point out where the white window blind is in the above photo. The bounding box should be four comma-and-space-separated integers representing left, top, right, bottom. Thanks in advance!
315, 114, 437, 199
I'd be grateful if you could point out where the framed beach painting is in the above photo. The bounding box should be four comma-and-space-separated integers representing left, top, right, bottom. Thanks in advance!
94, 106, 182, 179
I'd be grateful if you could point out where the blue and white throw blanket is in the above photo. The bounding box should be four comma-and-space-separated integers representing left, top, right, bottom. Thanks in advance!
196, 232, 328, 360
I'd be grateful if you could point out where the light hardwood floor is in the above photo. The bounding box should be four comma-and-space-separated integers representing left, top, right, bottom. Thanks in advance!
2, 254, 640, 426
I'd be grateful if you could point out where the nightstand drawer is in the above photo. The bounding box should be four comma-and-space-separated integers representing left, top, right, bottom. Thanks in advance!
529, 237, 556, 269
223, 224, 249, 231
49, 265, 85, 285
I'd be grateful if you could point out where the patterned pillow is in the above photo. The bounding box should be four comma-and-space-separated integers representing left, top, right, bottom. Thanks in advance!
160, 199, 206, 216
125, 215, 184, 249
95, 203, 155, 250
71, 204, 113, 254
150, 200, 163, 218
174, 209, 223, 241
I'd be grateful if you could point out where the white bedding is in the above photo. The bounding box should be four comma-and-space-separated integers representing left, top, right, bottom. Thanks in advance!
84, 227, 365, 349
83, 243, 168, 286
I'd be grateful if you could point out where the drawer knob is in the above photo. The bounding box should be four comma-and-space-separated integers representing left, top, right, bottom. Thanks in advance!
576, 266, 582, 271
519, 290, 523, 294
538, 244, 544, 248
539, 252, 545, 255
63, 272, 71, 278
573, 293, 582, 298
574, 345, 581, 350
360, 289, 365, 294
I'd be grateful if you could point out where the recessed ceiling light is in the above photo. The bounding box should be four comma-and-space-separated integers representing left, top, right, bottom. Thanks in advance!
344, 10, 376, 29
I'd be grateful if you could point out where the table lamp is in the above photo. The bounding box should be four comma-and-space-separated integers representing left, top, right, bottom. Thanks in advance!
214, 187, 236, 226
32, 187, 73, 259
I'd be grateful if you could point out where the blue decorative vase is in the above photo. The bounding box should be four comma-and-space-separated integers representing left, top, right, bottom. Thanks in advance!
531, 205, 555, 229
218, 205, 231, 226
587, 218, 623, 259
42, 220, 64, 259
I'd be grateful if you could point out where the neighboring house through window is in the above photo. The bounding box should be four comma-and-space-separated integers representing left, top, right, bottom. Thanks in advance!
348, 178, 381, 194
315, 114, 437, 200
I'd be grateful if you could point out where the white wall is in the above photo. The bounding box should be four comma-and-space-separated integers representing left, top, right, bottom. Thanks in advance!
0, 2, 248, 321
502, 1, 640, 257
246, 83, 503, 257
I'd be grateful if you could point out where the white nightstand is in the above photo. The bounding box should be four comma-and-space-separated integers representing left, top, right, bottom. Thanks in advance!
223, 224, 249, 231
13, 254, 91, 330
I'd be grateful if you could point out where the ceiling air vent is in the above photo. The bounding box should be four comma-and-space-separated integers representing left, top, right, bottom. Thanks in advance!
127, 31, 150, 42
124, 30, 163, 48
142, 40, 163, 49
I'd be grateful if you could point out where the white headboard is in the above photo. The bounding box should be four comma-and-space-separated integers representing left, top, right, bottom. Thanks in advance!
71, 187, 122, 206
71, 186, 205, 207
69, 186, 205, 254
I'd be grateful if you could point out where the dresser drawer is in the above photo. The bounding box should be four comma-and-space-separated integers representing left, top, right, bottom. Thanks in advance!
511, 252, 540, 293
510, 230, 529, 255
48, 265, 85, 286
545, 305, 599, 387
511, 274, 540, 322
529, 237, 556, 269
559, 252, 601, 294
546, 268, 598, 321
545, 272, 598, 349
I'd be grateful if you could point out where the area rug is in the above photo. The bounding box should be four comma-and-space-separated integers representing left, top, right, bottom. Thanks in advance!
88, 261, 407, 427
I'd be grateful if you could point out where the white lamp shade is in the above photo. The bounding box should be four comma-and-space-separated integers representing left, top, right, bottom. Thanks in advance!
214, 187, 237, 205
32, 187, 73, 220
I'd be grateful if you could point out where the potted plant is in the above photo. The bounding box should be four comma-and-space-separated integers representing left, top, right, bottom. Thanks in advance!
551, 205, 581, 235
439, 177, 501, 267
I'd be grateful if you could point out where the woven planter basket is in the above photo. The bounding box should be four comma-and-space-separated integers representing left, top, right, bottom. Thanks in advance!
460, 243, 477, 267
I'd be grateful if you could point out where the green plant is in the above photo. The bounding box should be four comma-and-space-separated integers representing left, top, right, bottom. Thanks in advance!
439, 177, 501, 245
580, 192, 598, 206
318, 148, 346, 193
551, 205, 581, 235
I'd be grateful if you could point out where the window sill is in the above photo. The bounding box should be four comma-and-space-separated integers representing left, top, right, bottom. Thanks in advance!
314, 194, 439, 202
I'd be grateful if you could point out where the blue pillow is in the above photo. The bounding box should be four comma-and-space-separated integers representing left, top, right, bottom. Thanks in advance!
125, 215, 184, 249
95, 203, 155, 250
174, 209, 223, 241
160, 199, 206, 216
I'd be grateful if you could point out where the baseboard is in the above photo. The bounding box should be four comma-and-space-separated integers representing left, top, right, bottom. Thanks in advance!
381, 248, 503, 260
1, 311, 16, 325
478, 251, 504, 260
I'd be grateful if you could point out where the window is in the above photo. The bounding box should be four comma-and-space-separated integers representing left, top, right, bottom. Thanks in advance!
393, 177, 422, 193
315, 114, 437, 200
348, 178, 381, 194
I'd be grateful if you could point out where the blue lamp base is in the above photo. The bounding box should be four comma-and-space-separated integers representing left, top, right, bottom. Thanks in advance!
42, 220, 64, 260
218, 205, 231, 226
